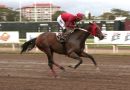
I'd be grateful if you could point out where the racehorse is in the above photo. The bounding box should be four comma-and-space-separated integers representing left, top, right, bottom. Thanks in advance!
21, 22, 104, 77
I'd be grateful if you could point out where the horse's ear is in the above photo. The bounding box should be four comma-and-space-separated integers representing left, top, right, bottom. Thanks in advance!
89, 21, 93, 24
89, 21, 96, 25
92, 21, 96, 24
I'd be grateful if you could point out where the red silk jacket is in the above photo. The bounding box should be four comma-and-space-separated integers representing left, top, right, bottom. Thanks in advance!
61, 13, 77, 29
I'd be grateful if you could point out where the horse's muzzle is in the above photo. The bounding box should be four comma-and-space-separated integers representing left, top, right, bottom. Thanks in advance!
99, 35, 104, 40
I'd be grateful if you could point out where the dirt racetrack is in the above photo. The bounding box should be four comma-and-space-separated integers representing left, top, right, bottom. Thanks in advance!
0, 53, 130, 90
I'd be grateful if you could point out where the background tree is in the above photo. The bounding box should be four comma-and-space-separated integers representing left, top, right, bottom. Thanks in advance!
0, 7, 19, 21
108, 15, 115, 20
111, 8, 130, 18
52, 11, 66, 21
99, 8, 130, 20
6, 11, 19, 21
100, 12, 114, 20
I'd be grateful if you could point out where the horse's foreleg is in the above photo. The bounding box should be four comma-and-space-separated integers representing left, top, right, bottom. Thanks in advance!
68, 52, 83, 69
53, 62, 65, 71
80, 52, 98, 68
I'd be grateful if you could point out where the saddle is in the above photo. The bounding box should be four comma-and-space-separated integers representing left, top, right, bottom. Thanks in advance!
56, 32, 63, 41
56, 31, 73, 43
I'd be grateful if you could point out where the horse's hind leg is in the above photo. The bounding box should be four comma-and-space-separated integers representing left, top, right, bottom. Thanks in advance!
51, 53, 65, 71
47, 53, 57, 78
43, 48, 64, 77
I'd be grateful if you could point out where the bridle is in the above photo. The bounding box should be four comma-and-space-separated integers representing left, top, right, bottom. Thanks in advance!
78, 28, 96, 36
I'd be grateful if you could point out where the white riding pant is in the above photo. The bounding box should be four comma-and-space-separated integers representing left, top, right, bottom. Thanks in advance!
57, 15, 66, 30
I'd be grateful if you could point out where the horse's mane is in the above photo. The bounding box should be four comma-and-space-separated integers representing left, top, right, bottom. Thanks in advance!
74, 23, 88, 33
73, 27, 88, 33
74, 29, 79, 32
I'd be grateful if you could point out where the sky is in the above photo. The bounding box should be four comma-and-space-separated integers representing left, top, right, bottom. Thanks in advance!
0, 0, 130, 16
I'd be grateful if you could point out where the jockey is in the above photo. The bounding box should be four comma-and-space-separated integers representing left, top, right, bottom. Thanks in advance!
57, 12, 85, 42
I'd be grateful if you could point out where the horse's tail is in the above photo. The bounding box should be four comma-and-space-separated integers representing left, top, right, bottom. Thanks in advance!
20, 38, 37, 54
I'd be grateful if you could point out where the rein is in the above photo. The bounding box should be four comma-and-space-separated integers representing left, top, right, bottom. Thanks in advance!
78, 28, 96, 36
78, 28, 92, 35
78, 28, 88, 32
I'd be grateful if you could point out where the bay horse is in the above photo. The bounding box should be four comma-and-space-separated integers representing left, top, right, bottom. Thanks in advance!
21, 22, 104, 77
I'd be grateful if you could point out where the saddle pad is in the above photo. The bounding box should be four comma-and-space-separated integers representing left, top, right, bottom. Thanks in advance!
54, 32, 62, 41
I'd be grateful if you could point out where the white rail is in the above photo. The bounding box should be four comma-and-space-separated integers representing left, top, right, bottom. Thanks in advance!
85, 43, 130, 53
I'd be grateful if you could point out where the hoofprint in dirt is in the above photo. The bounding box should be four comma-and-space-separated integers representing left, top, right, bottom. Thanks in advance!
0, 54, 130, 90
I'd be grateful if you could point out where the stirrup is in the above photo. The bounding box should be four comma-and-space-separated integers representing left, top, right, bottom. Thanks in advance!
60, 37, 65, 43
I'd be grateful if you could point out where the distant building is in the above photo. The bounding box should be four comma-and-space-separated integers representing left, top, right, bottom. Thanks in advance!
115, 17, 127, 21
21, 3, 60, 22
0, 4, 6, 8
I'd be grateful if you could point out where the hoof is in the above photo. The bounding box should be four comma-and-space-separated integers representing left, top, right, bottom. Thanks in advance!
60, 67, 66, 71
96, 67, 100, 72
68, 65, 74, 69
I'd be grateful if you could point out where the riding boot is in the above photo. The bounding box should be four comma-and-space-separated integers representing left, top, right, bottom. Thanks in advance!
63, 29, 66, 33
60, 29, 67, 43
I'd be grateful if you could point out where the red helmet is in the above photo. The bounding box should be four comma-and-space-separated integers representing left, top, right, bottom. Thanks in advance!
76, 13, 84, 20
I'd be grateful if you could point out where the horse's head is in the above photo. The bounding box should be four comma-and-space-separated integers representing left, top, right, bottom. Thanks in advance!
87, 22, 104, 40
